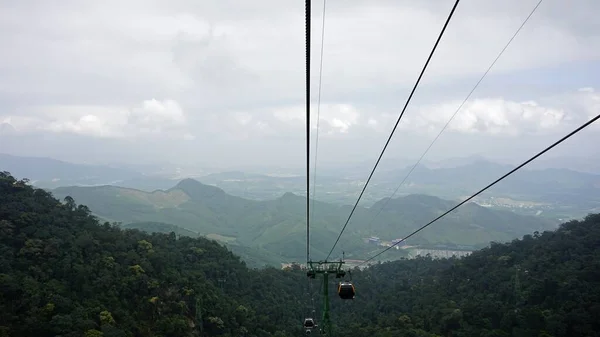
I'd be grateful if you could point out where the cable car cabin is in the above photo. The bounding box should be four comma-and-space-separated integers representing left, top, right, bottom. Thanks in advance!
338, 281, 355, 299
303, 318, 316, 329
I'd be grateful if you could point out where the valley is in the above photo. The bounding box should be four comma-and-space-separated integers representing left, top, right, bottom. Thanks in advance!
2, 153, 598, 267
49, 177, 558, 267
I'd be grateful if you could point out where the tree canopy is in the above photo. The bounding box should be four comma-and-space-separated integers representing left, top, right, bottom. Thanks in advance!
1, 171, 599, 336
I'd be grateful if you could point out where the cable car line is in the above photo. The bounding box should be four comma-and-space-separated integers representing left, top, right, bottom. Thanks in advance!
311, 0, 327, 229
325, 0, 462, 261
361, 0, 544, 238
305, 0, 312, 265
304, 277, 317, 333
359, 112, 600, 266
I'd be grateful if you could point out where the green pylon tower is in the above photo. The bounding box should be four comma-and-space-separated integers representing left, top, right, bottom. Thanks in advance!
306, 260, 346, 336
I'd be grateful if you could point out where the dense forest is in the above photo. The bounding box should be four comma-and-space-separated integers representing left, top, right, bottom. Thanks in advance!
1, 171, 599, 336
0, 172, 307, 337
333, 214, 600, 336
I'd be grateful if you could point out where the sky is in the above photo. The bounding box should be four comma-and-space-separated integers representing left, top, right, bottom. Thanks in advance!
0, 0, 599, 171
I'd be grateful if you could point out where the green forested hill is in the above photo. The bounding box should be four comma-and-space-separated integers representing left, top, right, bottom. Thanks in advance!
122, 222, 287, 268
122, 221, 201, 238
51, 178, 557, 264
0, 172, 305, 336
1, 172, 599, 336
331, 213, 600, 336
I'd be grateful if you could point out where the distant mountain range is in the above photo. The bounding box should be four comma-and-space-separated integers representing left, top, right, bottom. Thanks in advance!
372, 159, 600, 217
0, 153, 181, 191
0, 152, 141, 184
49, 177, 558, 266
3, 152, 599, 222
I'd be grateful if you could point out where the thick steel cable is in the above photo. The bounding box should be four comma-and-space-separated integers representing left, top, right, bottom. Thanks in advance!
305, 0, 312, 264
360, 112, 600, 266
326, 0, 462, 260
362, 0, 544, 236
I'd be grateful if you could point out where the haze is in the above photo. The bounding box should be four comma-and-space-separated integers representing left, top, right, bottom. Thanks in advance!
1, 0, 599, 171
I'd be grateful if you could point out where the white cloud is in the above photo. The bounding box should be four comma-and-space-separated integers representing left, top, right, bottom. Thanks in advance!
406, 98, 567, 136
129, 99, 186, 129
264, 87, 597, 139
1, 99, 191, 139
2, 0, 599, 105
46, 114, 118, 138
575, 87, 600, 122
0, 0, 599, 167
272, 103, 360, 135
233, 111, 253, 126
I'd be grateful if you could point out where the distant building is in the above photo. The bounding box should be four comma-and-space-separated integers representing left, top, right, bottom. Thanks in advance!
281, 262, 306, 271
408, 248, 472, 259
368, 236, 380, 244
391, 238, 403, 244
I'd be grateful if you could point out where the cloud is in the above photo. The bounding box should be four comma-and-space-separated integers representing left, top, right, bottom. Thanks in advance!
0, 0, 599, 168
0, 122, 17, 135
273, 103, 361, 135
573, 87, 600, 122
129, 99, 187, 131
2, 0, 599, 105
46, 114, 119, 138
406, 98, 567, 136
1, 99, 192, 139
261, 86, 598, 138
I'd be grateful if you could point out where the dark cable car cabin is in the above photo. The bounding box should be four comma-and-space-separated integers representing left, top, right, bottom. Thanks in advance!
303, 318, 316, 329
338, 281, 355, 299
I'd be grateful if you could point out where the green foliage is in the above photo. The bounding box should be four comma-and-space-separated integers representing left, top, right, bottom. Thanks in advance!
0, 172, 305, 336
123, 221, 200, 238
2, 171, 598, 337
331, 213, 600, 336
84, 329, 104, 337
51, 178, 557, 264
123, 222, 286, 268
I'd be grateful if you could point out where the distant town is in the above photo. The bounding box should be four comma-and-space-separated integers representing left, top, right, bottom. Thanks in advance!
282, 236, 473, 270
363, 236, 472, 259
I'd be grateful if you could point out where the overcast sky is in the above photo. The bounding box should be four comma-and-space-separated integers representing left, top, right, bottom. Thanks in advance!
0, 0, 599, 171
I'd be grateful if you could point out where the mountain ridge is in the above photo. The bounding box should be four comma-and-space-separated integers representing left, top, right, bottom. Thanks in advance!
49, 177, 558, 265
4, 153, 599, 217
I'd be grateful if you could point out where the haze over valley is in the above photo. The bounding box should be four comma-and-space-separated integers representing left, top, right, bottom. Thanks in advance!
3, 152, 597, 267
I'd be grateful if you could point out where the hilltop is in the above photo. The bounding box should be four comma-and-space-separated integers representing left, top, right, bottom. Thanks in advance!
50, 177, 557, 265
4, 153, 599, 219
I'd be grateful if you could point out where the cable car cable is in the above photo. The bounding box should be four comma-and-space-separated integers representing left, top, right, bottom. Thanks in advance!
361, 0, 544, 235
311, 0, 327, 230
305, 0, 312, 264
359, 112, 600, 266
325, 0, 462, 261
306, 276, 315, 323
